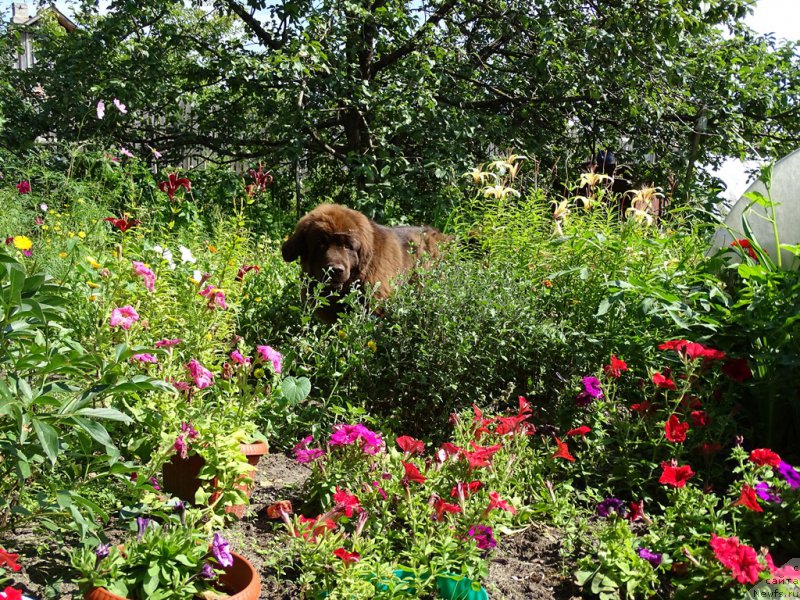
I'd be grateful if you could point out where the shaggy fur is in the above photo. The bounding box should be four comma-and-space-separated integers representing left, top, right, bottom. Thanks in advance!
281, 204, 449, 322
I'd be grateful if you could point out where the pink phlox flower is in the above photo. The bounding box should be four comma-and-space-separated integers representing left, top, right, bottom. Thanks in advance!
131, 353, 157, 364
329, 423, 384, 455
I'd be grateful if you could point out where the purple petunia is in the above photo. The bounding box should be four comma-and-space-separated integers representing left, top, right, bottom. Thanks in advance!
468, 525, 497, 551
200, 562, 215, 579
211, 533, 234, 568
95, 543, 111, 559
596, 497, 627, 518
777, 461, 800, 490
575, 376, 603, 405
637, 547, 662, 567
136, 517, 152, 541
755, 481, 782, 504
293, 435, 326, 463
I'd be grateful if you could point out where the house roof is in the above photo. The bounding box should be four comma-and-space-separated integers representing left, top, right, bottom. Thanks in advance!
19, 5, 77, 33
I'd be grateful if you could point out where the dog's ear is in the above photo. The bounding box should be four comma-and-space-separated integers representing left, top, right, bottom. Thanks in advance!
354, 226, 375, 275
282, 222, 307, 262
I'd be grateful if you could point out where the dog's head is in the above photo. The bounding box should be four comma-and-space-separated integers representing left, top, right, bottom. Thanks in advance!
281, 204, 374, 289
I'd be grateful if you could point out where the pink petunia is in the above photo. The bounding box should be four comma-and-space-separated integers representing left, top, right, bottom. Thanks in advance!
109, 305, 139, 330
155, 338, 182, 348
96, 100, 105, 119
230, 349, 251, 365
113, 98, 127, 114
132, 261, 156, 292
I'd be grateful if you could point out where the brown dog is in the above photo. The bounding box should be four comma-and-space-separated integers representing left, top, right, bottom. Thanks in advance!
281, 204, 449, 322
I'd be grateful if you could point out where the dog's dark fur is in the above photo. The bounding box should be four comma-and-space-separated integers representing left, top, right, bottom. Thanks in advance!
281, 204, 449, 322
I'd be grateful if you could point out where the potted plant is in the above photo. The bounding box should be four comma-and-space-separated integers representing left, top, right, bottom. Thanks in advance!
159, 343, 292, 516
71, 508, 260, 599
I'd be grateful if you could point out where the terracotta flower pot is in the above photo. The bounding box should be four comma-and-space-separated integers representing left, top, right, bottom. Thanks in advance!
162, 441, 269, 518
84, 552, 261, 600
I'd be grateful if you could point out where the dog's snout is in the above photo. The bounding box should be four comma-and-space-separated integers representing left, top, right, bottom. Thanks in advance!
326, 264, 345, 276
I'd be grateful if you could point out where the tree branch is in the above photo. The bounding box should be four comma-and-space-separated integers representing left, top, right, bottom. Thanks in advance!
224, 0, 283, 50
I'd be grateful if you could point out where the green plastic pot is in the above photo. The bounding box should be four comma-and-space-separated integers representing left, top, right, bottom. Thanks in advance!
373, 569, 418, 594
436, 573, 489, 600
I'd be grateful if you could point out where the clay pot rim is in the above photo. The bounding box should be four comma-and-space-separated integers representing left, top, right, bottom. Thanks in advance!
84, 551, 260, 600
239, 440, 269, 456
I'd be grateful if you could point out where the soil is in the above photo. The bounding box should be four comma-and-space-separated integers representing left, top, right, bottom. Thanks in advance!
4, 453, 581, 600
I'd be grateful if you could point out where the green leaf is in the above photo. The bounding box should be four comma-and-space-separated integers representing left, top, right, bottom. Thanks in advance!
74, 407, 133, 423
31, 418, 59, 465
280, 376, 312, 405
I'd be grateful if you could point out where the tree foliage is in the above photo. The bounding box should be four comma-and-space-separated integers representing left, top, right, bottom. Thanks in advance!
2, 0, 799, 218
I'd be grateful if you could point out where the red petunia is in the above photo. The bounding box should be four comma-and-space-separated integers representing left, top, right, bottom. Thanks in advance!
664, 414, 690, 443
486, 491, 517, 515
603, 354, 628, 378
439, 442, 462, 458
401, 461, 427, 484
296, 515, 336, 541
450, 480, 482, 499
690, 410, 709, 427
235, 264, 260, 282
722, 358, 752, 382
0, 547, 21, 572
709, 533, 763, 585
630, 400, 653, 415
627, 500, 647, 522
332, 487, 361, 517
732, 484, 763, 512
396, 435, 425, 455
333, 547, 361, 565
433, 497, 462, 520
552, 436, 575, 462
463, 442, 502, 470
2, 587, 23, 600
494, 415, 528, 436
749, 448, 781, 468
566, 425, 591, 437
730, 239, 758, 261
652, 372, 676, 390
659, 461, 695, 488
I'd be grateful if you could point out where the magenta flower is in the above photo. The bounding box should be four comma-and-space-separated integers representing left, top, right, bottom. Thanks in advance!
16, 181, 31, 194
230, 349, 250, 365
131, 353, 157, 364
256, 345, 282, 374
149, 476, 160, 490
186, 358, 214, 389
131, 261, 156, 291
293, 435, 326, 463
155, 338, 182, 348
181, 421, 198, 439
109, 305, 140, 330
329, 424, 384, 455
199, 285, 227, 310
173, 434, 188, 459
211, 533, 233, 568
119, 147, 134, 159
468, 525, 497, 551
576, 375, 603, 405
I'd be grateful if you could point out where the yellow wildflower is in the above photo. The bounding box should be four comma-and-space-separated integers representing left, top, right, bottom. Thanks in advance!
338, 330, 347, 339
78, 231, 86, 239
208, 244, 218, 254
13, 236, 32, 251
87, 281, 100, 289
86, 256, 102, 269
255, 297, 262, 303
59, 252, 68, 258
367, 340, 377, 353
88, 295, 97, 302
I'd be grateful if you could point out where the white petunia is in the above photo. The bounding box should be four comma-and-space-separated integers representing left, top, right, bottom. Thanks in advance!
179, 245, 196, 264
